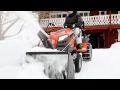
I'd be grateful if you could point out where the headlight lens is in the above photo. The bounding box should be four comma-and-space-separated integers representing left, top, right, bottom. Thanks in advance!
58, 35, 68, 41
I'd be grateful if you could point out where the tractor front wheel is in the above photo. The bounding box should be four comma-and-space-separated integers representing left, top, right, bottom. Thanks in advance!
75, 53, 82, 73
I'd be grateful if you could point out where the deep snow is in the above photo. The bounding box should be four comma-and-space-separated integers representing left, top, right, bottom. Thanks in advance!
0, 11, 51, 79
0, 11, 67, 79
0, 65, 22, 79
110, 42, 120, 49
16, 63, 49, 79
76, 48, 120, 79
0, 11, 120, 79
1, 48, 120, 79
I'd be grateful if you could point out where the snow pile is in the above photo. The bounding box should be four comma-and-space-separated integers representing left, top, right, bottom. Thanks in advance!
110, 42, 120, 49
36, 54, 68, 78
26, 47, 59, 52
17, 63, 49, 79
22, 49, 68, 79
17, 52, 48, 79
0, 11, 50, 79
0, 11, 67, 79
0, 11, 41, 63
0, 65, 22, 79
76, 49, 120, 79
2, 12, 40, 48
9, 11, 49, 37
0, 39, 26, 68
16, 49, 68, 79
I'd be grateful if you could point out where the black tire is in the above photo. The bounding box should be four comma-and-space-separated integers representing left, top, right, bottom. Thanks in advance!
75, 53, 82, 73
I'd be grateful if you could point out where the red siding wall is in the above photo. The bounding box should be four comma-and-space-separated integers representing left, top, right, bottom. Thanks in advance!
90, 11, 118, 16
90, 11, 99, 16
107, 11, 118, 14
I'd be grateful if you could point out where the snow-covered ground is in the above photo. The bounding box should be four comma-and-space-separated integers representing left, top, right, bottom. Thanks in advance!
1, 48, 120, 79
111, 42, 120, 49
76, 48, 120, 79
0, 11, 67, 79
0, 11, 120, 79
75, 42, 120, 79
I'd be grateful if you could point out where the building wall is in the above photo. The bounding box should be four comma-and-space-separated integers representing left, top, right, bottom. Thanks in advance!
39, 11, 119, 48
109, 29, 118, 47
107, 11, 118, 14
38, 11, 119, 19
117, 29, 120, 41
90, 11, 99, 16
90, 11, 118, 16
38, 11, 65, 19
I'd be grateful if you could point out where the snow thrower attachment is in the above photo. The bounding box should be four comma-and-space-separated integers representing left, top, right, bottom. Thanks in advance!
26, 50, 75, 79
37, 22, 92, 75
38, 31, 54, 49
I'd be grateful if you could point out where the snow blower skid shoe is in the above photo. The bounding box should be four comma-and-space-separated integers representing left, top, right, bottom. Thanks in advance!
26, 50, 75, 79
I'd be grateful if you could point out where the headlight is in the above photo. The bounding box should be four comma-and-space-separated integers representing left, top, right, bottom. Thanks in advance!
58, 35, 68, 41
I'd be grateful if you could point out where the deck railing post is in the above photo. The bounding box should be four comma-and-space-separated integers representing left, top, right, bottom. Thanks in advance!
40, 14, 119, 28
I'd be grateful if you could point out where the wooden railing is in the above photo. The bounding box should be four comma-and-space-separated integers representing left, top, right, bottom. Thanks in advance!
40, 14, 120, 28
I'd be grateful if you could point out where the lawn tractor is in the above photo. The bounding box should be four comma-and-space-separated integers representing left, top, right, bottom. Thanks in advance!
37, 22, 92, 79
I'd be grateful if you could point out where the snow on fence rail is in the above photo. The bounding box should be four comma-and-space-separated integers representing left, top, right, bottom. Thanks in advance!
40, 14, 120, 28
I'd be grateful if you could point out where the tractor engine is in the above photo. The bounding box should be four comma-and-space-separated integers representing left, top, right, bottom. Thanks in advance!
50, 28, 75, 52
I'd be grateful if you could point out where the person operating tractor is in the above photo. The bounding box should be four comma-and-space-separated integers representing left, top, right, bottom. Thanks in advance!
64, 11, 84, 50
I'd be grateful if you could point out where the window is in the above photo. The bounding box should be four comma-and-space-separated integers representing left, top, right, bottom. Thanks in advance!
101, 12, 105, 15
51, 15, 56, 18
78, 11, 90, 17
57, 14, 61, 18
63, 14, 67, 17
49, 12, 68, 18
84, 13, 88, 16
80, 13, 83, 16
49, 11, 90, 18
99, 11, 107, 15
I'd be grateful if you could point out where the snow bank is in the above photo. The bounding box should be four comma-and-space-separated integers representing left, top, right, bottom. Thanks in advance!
110, 42, 120, 49
0, 11, 49, 79
26, 47, 59, 52
9, 11, 49, 37
0, 65, 22, 79
24, 48, 68, 79
16, 63, 49, 79
0, 11, 41, 67
0, 39, 26, 68
3, 12, 40, 48
76, 49, 120, 79
0, 11, 67, 79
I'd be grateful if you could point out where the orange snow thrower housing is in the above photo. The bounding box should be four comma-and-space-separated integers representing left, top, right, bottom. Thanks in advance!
50, 28, 88, 53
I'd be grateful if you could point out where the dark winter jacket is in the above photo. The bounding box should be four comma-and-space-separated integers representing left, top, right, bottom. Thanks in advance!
64, 13, 83, 29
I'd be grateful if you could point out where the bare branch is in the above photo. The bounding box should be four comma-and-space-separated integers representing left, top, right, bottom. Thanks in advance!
0, 11, 3, 40
1, 17, 18, 40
